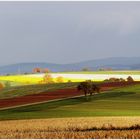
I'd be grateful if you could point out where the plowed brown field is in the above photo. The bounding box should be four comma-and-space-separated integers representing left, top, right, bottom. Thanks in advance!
0, 81, 139, 109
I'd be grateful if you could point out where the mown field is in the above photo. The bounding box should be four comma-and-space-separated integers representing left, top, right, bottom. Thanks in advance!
0, 84, 140, 120
0, 117, 140, 138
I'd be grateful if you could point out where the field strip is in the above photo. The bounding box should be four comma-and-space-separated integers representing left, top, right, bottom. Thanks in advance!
26, 73, 140, 81
0, 94, 85, 111
1, 116, 140, 124
0, 116, 140, 139
0, 90, 109, 111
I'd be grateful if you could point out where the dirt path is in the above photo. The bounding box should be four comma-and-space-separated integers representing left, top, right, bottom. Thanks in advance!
0, 82, 139, 109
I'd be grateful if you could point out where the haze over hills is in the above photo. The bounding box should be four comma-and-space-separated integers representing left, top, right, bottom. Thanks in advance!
0, 57, 140, 74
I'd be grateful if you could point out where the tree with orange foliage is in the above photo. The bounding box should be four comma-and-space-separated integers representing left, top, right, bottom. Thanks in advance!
33, 68, 41, 73
43, 74, 54, 84
56, 76, 64, 83
42, 68, 50, 73
0, 83, 4, 89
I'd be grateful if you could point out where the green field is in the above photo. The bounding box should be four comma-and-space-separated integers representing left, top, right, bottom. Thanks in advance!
0, 84, 140, 120
0, 80, 21, 87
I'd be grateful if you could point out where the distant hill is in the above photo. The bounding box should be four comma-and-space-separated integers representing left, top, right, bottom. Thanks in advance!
0, 57, 140, 74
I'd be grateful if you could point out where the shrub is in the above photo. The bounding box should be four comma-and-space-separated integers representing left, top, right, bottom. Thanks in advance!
0, 83, 4, 89
107, 78, 118, 82
104, 79, 109, 82
127, 76, 134, 82
56, 76, 64, 83
67, 80, 72, 83
104, 77, 126, 82
81, 68, 90, 71
24, 72, 29, 75
43, 74, 54, 84
119, 78, 125, 82
4, 81, 11, 88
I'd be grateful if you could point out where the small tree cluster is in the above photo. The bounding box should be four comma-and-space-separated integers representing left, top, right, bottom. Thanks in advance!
42, 68, 50, 73
104, 76, 134, 82
33, 68, 41, 73
104, 77, 125, 82
39, 74, 65, 84
81, 67, 90, 71
33, 68, 50, 73
43, 74, 54, 84
77, 80, 100, 96
99, 68, 113, 71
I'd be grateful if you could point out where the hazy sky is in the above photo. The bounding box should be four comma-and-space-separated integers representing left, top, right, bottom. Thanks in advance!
0, 1, 140, 65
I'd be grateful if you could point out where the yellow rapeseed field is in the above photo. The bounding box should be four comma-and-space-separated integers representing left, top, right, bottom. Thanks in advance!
0, 75, 82, 85
0, 117, 140, 138
0, 75, 42, 84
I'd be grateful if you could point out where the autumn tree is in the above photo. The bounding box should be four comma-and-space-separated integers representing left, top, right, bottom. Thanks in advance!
56, 76, 64, 83
0, 83, 4, 89
42, 68, 50, 73
33, 68, 41, 73
43, 74, 54, 84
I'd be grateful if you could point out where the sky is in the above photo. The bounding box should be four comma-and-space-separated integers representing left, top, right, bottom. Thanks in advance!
0, 1, 140, 65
